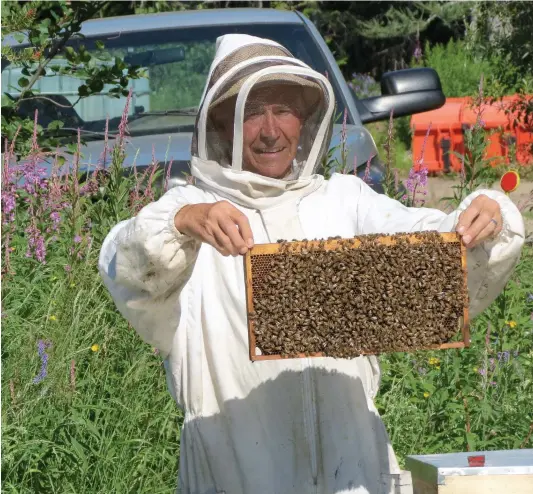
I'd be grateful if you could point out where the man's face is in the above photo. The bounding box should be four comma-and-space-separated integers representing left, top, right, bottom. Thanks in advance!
213, 85, 304, 179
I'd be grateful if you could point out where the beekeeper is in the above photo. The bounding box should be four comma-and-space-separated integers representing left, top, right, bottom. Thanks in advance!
99, 35, 525, 494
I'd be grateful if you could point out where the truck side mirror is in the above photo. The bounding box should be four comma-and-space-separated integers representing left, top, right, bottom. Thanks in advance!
353, 68, 445, 124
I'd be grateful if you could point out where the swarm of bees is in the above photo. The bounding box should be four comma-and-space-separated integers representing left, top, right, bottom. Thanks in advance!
248, 231, 468, 359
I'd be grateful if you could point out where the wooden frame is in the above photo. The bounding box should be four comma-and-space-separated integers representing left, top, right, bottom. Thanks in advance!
244, 232, 470, 362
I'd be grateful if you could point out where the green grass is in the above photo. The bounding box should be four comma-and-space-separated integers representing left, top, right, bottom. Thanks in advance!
2, 252, 182, 493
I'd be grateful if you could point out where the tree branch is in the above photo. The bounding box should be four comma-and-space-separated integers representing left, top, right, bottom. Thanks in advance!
17, 2, 107, 105
19, 95, 75, 108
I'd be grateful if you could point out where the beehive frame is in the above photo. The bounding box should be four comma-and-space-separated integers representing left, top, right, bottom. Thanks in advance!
244, 232, 470, 362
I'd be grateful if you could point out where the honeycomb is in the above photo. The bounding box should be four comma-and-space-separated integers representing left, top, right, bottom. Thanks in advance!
246, 231, 469, 359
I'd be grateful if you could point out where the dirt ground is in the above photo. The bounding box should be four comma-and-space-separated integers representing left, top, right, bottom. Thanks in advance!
425, 177, 533, 241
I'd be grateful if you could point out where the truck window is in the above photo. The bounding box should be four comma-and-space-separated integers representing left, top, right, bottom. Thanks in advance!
2, 24, 350, 140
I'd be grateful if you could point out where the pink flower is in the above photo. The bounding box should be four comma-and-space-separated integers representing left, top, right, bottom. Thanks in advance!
25, 222, 46, 263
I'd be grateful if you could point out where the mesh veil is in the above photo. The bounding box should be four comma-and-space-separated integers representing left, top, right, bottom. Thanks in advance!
192, 42, 334, 180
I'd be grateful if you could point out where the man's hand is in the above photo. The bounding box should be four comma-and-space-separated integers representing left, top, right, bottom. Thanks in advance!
174, 201, 254, 256
456, 194, 503, 248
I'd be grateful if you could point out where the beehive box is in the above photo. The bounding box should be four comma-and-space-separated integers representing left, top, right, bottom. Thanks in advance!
243, 231, 469, 361
405, 449, 533, 494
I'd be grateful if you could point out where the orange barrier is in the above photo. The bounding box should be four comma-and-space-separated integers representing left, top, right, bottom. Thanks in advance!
411, 95, 533, 172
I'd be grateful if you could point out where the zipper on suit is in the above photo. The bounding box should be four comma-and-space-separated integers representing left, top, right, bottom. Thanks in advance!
302, 358, 319, 491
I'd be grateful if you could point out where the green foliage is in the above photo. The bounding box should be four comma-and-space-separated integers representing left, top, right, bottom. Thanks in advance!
412, 39, 494, 98
149, 42, 215, 111
467, 1, 533, 94
440, 98, 502, 210
464, 1, 533, 128
1, 1, 145, 158
356, 2, 469, 40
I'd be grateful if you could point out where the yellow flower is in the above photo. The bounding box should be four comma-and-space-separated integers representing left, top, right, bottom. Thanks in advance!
428, 357, 440, 366
49, 315, 58, 321
423, 392, 430, 399
506, 320, 517, 328
473, 366, 478, 373
70, 283, 76, 288
435, 365, 441, 370
91, 344, 100, 352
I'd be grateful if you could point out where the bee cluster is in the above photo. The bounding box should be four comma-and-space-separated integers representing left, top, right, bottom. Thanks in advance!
249, 231, 467, 358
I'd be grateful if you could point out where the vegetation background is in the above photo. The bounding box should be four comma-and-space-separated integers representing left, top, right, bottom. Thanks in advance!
2, 1, 532, 492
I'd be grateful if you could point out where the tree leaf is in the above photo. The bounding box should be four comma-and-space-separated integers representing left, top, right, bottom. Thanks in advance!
78, 84, 90, 97
89, 79, 104, 93
64, 46, 77, 62
47, 120, 64, 130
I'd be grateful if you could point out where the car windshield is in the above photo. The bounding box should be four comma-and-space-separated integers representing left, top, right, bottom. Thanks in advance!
2, 23, 351, 140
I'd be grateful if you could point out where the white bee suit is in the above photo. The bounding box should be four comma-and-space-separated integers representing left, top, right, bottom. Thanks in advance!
99, 34, 525, 494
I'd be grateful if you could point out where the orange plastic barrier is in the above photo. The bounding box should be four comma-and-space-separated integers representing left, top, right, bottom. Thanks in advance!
411, 95, 533, 173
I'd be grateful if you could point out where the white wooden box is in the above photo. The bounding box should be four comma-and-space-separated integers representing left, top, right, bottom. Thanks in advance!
405, 449, 533, 494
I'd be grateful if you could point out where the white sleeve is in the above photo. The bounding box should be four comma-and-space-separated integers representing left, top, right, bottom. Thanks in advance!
98, 185, 205, 357
356, 180, 525, 319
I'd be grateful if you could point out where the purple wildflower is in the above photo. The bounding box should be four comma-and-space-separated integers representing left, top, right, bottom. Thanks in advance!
413, 39, 423, 62
497, 351, 510, 362
80, 179, 99, 197
527, 293, 533, 302
164, 159, 174, 192
478, 368, 487, 376
50, 211, 61, 231
490, 381, 497, 387
1, 190, 16, 224
406, 122, 431, 205
73, 235, 82, 244
1, 144, 17, 224
33, 339, 52, 384
25, 221, 46, 263
118, 88, 133, 150
64, 264, 72, 273
404, 165, 428, 194
362, 155, 373, 185
341, 108, 348, 146
350, 73, 379, 99
417, 367, 427, 375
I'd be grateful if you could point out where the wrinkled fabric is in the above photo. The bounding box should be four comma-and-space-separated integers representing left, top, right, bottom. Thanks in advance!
99, 34, 525, 494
